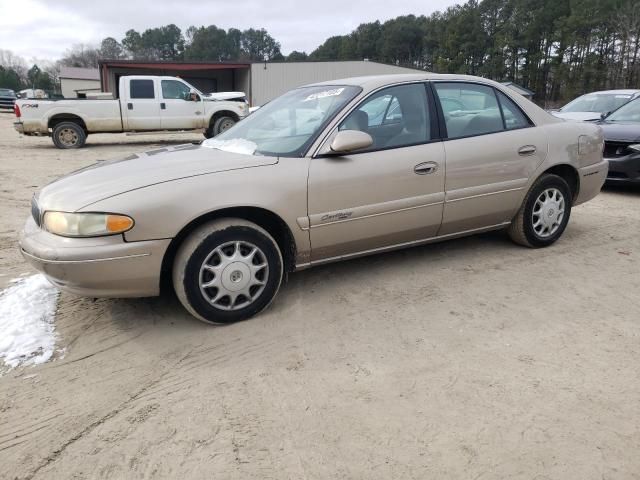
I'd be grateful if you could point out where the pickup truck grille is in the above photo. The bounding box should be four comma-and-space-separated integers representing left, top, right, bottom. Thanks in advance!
31, 197, 41, 227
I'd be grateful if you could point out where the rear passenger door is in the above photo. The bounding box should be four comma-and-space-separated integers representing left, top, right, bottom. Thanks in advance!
123, 78, 161, 131
432, 82, 548, 235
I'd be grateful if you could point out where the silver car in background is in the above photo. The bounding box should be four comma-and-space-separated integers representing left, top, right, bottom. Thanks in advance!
20, 74, 607, 324
552, 89, 640, 122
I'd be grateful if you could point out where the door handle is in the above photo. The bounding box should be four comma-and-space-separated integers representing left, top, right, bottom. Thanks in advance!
127, 102, 133, 110
414, 162, 438, 175
518, 145, 537, 156
160, 102, 166, 110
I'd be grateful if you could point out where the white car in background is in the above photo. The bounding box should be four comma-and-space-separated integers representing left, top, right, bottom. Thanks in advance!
552, 89, 640, 121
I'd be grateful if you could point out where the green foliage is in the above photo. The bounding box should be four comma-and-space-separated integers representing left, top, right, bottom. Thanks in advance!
0, 65, 22, 91
27, 65, 53, 91
286, 51, 308, 61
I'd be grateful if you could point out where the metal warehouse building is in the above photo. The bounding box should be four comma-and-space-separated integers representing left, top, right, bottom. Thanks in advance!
98, 60, 420, 106
59, 67, 101, 98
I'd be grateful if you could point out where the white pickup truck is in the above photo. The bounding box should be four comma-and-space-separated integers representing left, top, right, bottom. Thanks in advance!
13, 75, 249, 148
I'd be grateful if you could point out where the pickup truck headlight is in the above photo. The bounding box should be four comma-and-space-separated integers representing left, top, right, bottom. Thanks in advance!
43, 212, 134, 237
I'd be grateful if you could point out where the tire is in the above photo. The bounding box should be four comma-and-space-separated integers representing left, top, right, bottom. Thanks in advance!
172, 219, 283, 324
508, 173, 572, 248
213, 116, 236, 135
52, 121, 86, 149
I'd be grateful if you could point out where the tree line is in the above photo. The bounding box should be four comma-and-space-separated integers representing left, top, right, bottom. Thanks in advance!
308, 0, 640, 105
2, 0, 639, 104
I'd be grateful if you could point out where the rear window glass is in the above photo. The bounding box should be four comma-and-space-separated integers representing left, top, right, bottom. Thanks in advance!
496, 91, 532, 130
130, 80, 155, 99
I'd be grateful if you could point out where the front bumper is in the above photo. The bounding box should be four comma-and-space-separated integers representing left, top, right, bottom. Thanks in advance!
605, 154, 640, 184
19, 216, 171, 298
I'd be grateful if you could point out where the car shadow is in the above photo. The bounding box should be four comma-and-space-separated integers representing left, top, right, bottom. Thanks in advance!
82, 229, 513, 336
24, 139, 203, 151
602, 184, 640, 197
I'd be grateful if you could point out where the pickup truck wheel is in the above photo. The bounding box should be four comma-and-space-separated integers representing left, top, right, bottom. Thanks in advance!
508, 173, 572, 248
213, 116, 236, 135
172, 219, 283, 324
52, 122, 86, 149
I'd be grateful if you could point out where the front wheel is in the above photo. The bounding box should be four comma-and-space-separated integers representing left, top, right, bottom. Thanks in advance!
172, 219, 283, 324
213, 116, 236, 135
508, 173, 572, 248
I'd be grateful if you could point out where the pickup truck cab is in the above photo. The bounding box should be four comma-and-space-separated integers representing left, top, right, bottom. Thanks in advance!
13, 75, 249, 148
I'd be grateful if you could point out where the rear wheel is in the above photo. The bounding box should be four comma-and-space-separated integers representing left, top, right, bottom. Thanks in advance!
52, 121, 86, 149
172, 219, 283, 324
508, 173, 572, 248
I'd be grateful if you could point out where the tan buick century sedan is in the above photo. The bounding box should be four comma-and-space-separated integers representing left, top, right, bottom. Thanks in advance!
20, 74, 608, 324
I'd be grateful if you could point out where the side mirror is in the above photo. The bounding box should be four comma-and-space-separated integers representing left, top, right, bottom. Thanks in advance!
600, 111, 609, 120
330, 130, 373, 154
184, 89, 199, 101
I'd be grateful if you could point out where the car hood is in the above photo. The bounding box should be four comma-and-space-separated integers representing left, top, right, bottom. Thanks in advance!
597, 121, 640, 142
552, 111, 602, 121
36, 143, 278, 211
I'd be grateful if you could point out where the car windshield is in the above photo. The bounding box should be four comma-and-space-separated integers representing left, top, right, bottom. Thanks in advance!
560, 93, 633, 113
605, 98, 640, 122
203, 85, 361, 157
0, 89, 16, 97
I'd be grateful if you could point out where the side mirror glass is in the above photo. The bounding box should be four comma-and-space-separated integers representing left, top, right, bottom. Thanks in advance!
330, 130, 373, 154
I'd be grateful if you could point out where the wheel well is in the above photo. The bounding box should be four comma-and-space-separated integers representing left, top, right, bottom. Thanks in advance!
48, 114, 87, 132
209, 110, 239, 127
159, 207, 297, 295
543, 164, 579, 202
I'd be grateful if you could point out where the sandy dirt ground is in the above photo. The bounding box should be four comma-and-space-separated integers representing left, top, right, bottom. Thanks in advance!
0, 111, 639, 479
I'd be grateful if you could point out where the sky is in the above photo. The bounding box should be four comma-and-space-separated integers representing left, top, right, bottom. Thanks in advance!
0, 0, 459, 61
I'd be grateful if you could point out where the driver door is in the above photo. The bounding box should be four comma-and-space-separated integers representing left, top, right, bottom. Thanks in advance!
159, 79, 204, 130
307, 82, 445, 262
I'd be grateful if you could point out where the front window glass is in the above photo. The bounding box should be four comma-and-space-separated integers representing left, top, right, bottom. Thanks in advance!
339, 83, 431, 149
560, 93, 632, 113
162, 80, 191, 100
605, 98, 640, 122
203, 85, 360, 157
435, 83, 503, 138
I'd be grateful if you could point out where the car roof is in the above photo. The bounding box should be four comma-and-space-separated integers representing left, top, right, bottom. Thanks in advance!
308, 73, 507, 91
577, 89, 640, 95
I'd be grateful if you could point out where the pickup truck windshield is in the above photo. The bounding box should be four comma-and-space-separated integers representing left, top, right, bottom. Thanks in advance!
0, 89, 16, 97
203, 85, 361, 157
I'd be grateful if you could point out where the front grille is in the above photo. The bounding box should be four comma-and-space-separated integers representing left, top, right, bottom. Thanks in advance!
31, 197, 41, 226
603, 141, 631, 158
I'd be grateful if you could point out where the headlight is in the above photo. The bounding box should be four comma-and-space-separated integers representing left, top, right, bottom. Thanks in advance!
43, 212, 134, 237
628, 144, 640, 153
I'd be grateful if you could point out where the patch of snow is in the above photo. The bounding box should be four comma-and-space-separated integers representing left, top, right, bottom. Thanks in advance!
0, 274, 59, 370
202, 138, 257, 155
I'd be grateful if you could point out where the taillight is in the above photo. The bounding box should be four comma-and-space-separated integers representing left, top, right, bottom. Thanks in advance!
14, 103, 21, 118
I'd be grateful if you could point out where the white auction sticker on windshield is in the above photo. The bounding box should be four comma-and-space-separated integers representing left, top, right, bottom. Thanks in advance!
303, 88, 345, 102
